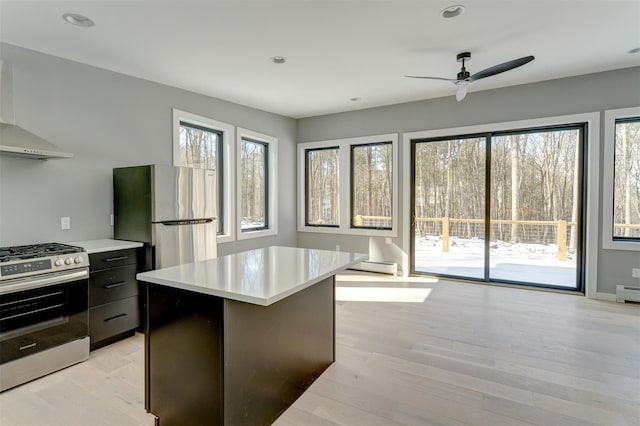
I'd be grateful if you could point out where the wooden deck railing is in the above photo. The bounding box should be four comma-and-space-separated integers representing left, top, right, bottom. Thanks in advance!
354, 215, 639, 261
414, 217, 577, 261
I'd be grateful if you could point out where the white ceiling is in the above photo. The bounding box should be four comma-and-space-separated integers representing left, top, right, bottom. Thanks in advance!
1, 1, 639, 118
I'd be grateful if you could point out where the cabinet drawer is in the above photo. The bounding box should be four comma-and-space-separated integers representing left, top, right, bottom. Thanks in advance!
89, 297, 140, 344
89, 248, 138, 271
89, 264, 138, 307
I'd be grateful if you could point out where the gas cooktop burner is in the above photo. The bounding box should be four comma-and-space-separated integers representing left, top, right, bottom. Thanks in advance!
0, 243, 84, 263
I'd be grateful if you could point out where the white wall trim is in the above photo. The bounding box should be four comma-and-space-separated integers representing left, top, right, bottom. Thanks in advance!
401, 131, 411, 277
236, 127, 278, 241
602, 106, 640, 252
594, 292, 617, 302
584, 112, 601, 299
402, 112, 601, 297
172, 108, 236, 243
297, 133, 399, 238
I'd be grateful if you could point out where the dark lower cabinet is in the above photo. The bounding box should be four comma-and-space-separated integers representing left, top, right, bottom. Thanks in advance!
89, 296, 140, 344
145, 276, 335, 426
89, 248, 142, 350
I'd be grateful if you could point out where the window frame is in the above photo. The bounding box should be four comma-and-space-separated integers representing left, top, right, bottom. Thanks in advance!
603, 106, 640, 251
305, 146, 340, 228
350, 141, 393, 230
239, 138, 269, 232
297, 133, 398, 237
409, 124, 586, 291
403, 112, 600, 298
236, 127, 278, 240
172, 109, 236, 243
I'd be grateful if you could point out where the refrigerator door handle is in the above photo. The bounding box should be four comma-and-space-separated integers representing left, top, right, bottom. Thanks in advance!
152, 219, 218, 269
156, 218, 216, 226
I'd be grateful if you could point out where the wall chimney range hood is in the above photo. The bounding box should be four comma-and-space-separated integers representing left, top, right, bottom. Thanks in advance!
0, 123, 74, 159
0, 60, 73, 160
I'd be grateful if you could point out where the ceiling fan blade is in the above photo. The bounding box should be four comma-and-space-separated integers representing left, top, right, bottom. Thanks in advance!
456, 84, 468, 102
468, 55, 534, 82
405, 75, 458, 83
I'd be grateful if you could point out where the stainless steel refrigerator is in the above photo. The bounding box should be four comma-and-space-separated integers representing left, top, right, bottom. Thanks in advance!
113, 165, 217, 270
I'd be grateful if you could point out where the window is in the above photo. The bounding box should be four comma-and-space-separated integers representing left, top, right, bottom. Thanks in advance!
410, 125, 585, 290
236, 128, 277, 240
178, 122, 223, 233
172, 109, 235, 242
297, 134, 398, 236
613, 117, 640, 240
403, 112, 600, 296
240, 138, 268, 231
604, 107, 640, 250
351, 142, 392, 230
306, 147, 339, 227
178, 122, 221, 170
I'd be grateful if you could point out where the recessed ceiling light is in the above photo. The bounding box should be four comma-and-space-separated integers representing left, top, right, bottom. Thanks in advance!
440, 5, 466, 19
62, 13, 95, 27
270, 56, 287, 64
629, 47, 640, 54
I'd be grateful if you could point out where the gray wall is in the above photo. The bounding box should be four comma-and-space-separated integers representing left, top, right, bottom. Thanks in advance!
297, 67, 640, 295
1, 41, 638, 295
0, 44, 297, 256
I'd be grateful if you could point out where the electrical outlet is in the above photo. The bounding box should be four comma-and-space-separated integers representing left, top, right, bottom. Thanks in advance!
61, 217, 71, 230
633, 268, 640, 279
336, 245, 340, 252
385, 237, 392, 245
110, 214, 114, 226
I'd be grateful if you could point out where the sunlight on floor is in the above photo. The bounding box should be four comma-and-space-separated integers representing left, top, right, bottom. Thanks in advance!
336, 272, 439, 284
335, 286, 432, 303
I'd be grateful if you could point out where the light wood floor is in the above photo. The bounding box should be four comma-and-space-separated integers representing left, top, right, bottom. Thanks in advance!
1, 272, 638, 425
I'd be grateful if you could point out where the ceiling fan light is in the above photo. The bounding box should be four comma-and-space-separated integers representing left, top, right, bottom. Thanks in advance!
455, 84, 468, 102
440, 5, 466, 19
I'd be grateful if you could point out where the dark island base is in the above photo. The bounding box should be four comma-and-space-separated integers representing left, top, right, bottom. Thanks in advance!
145, 276, 335, 426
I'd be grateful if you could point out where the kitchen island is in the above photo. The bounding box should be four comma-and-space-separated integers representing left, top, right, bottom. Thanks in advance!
137, 246, 367, 426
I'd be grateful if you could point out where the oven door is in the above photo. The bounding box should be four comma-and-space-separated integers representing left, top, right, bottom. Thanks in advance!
0, 269, 89, 364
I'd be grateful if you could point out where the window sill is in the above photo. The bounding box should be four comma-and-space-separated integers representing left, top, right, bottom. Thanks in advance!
298, 226, 396, 238
216, 233, 235, 244
237, 228, 278, 241
603, 239, 640, 252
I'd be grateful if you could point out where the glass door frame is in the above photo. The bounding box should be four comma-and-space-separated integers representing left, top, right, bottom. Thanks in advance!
409, 123, 587, 292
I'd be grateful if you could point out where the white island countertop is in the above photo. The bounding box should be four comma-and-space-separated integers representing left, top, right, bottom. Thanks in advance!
67, 239, 143, 254
137, 246, 367, 306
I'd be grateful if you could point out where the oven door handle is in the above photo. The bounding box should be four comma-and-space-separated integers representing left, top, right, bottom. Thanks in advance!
0, 269, 89, 295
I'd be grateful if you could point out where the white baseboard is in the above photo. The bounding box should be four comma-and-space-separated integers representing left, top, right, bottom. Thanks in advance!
591, 291, 616, 302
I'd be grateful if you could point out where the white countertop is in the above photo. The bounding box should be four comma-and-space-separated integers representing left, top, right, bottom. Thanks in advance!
67, 239, 143, 254
137, 246, 367, 306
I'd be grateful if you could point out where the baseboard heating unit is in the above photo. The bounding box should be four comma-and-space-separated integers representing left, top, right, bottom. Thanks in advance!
616, 285, 640, 303
349, 260, 398, 276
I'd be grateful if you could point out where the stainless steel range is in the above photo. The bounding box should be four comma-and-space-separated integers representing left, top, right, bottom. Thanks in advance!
0, 242, 90, 392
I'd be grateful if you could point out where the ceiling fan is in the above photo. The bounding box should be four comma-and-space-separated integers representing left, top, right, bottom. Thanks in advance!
406, 52, 535, 101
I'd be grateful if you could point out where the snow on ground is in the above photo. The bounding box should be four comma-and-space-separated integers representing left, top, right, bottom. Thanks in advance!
415, 236, 577, 288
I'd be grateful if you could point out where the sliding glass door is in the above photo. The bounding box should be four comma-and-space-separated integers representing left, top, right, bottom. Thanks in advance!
413, 136, 486, 279
489, 128, 582, 287
411, 125, 584, 290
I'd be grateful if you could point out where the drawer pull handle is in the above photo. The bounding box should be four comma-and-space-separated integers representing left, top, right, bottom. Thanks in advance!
103, 256, 128, 262
103, 281, 127, 289
19, 342, 37, 351
104, 313, 128, 322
